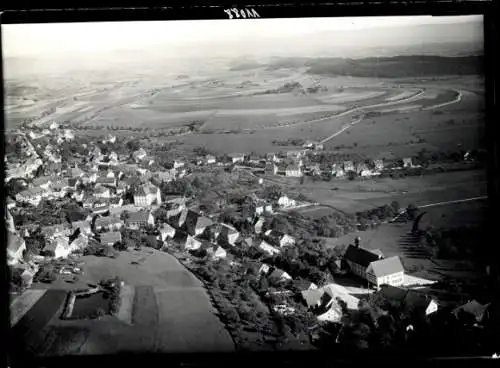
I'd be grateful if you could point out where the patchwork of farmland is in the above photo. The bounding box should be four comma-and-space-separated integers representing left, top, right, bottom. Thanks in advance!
10, 249, 234, 359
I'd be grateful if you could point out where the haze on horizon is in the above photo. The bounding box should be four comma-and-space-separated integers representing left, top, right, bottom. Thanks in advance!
2, 15, 483, 77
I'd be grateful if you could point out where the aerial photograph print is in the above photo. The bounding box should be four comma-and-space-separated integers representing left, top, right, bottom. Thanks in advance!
4, 14, 499, 359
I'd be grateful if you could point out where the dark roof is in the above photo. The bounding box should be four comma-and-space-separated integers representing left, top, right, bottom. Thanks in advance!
453, 300, 490, 320
95, 216, 122, 227
127, 211, 152, 223
379, 285, 436, 311
344, 245, 381, 268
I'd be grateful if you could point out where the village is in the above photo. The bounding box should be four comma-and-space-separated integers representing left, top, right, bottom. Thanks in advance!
6, 122, 495, 353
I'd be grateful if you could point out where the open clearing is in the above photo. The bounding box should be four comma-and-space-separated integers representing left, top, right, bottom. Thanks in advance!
264, 169, 487, 214
11, 249, 234, 358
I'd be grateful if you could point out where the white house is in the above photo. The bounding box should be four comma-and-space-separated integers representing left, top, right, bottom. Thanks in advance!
134, 184, 162, 206
158, 223, 176, 241
132, 148, 148, 162
102, 134, 116, 144
285, 163, 303, 177
43, 237, 76, 259
344, 245, 404, 288
343, 161, 355, 172
206, 155, 216, 165
94, 186, 112, 199
184, 235, 202, 251
218, 223, 240, 246
278, 195, 296, 208
268, 268, 293, 282
402, 157, 413, 168
63, 129, 74, 140
173, 160, 185, 169
7, 234, 26, 266
254, 217, 265, 234
266, 153, 279, 163
373, 159, 384, 172
265, 230, 296, 248
356, 163, 372, 177
207, 246, 227, 260
257, 240, 281, 256
16, 187, 44, 206
229, 153, 245, 164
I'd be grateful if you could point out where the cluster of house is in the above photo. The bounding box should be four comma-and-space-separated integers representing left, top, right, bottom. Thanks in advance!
264, 153, 415, 179
200, 148, 415, 179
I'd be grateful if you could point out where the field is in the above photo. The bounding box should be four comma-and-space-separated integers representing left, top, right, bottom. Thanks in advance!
263, 169, 487, 213
12, 248, 234, 358
5, 59, 485, 163
10, 289, 47, 327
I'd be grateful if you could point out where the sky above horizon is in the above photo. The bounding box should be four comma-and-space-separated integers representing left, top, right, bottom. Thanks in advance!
2, 15, 483, 60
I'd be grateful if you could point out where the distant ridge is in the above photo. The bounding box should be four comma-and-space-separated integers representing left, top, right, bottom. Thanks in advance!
265, 55, 483, 78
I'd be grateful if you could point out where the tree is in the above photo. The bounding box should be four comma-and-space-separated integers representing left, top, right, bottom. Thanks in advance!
406, 204, 419, 220
390, 201, 400, 213
126, 140, 140, 151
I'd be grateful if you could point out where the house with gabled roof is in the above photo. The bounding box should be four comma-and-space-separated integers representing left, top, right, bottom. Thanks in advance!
173, 232, 202, 251
228, 153, 246, 164
373, 159, 384, 172
452, 300, 491, 324
7, 234, 26, 266
31, 176, 53, 189
206, 245, 227, 260
95, 216, 123, 232
344, 245, 404, 288
292, 279, 318, 292
217, 223, 240, 246
100, 231, 122, 246
16, 187, 44, 206
256, 240, 280, 256
268, 267, 292, 283
343, 161, 355, 172
71, 220, 93, 236
183, 211, 213, 236
285, 162, 303, 177
301, 289, 330, 310
96, 176, 117, 187
134, 183, 161, 206
156, 171, 175, 183
265, 162, 279, 176
94, 186, 112, 199
42, 236, 76, 259
132, 148, 147, 162
277, 195, 296, 208
264, 230, 296, 248
378, 285, 439, 316
206, 155, 216, 165
41, 224, 72, 240
125, 211, 154, 230
286, 150, 305, 159
402, 157, 413, 168
254, 217, 265, 234
158, 223, 176, 241
356, 163, 372, 177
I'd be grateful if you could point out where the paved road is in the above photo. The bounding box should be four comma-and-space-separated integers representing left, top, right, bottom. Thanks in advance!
417, 195, 487, 209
